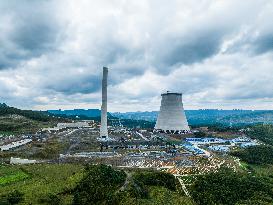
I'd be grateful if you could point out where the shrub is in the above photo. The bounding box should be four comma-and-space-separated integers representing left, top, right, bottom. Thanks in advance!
7, 190, 24, 205
39, 193, 61, 205
133, 171, 177, 191
191, 169, 273, 205
73, 164, 126, 205
231, 145, 273, 165
127, 181, 148, 199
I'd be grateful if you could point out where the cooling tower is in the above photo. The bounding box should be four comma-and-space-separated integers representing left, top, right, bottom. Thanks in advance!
155, 92, 190, 134
100, 67, 108, 138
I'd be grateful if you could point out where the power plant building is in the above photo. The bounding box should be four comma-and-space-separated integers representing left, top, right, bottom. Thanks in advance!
100, 67, 108, 138
155, 92, 190, 133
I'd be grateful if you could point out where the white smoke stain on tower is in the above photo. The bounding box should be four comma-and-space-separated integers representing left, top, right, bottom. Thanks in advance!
100, 67, 108, 138
155, 92, 190, 134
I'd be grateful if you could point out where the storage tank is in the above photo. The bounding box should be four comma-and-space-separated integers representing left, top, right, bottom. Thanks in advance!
155, 92, 190, 133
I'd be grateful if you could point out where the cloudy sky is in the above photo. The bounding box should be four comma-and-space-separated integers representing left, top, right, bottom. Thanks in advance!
0, 0, 273, 112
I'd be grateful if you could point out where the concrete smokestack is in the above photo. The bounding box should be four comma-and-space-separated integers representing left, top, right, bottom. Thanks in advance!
100, 67, 108, 137
155, 92, 190, 134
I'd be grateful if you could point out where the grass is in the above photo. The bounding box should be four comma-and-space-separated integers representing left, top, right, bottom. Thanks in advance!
212, 132, 241, 139
147, 186, 195, 205
239, 161, 249, 170
0, 131, 15, 136
0, 115, 57, 135
0, 172, 29, 186
0, 138, 70, 161
0, 163, 84, 204
124, 186, 195, 205
0, 165, 29, 185
0, 164, 195, 205
248, 164, 273, 177
30, 138, 70, 159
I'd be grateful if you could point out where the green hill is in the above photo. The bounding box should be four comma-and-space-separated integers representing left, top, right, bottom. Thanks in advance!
0, 164, 194, 205
0, 103, 69, 134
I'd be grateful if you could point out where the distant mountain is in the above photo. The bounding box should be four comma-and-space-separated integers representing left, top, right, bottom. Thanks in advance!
47, 109, 113, 118
186, 109, 254, 126
112, 109, 273, 126
112, 111, 158, 122
220, 110, 273, 125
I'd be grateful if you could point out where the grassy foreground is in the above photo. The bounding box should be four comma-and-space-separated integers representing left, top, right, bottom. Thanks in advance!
0, 164, 194, 205
0, 166, 29, 186
0, 164, 84, 204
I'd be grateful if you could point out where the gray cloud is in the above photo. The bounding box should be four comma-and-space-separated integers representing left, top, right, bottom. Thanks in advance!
0, 0, 273, 111
45, 75, 101, 95
160, 31, 224, 67
0, 0, 59, 69
253, 34, 273, 54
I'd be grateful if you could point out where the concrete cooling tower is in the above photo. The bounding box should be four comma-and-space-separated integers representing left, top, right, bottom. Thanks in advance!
155, 92, 190, 134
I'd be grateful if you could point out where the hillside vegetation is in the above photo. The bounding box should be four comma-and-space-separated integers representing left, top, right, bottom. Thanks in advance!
231, 145, 273, 165
0, 103, 69, 134
0, 103, 52, 122
1, 163, 272, 205
73, 164, 193, 205
0, 164, 194, 205
247, 124, 273, 146
190, 168, 273, 205
0, 164, 84, 205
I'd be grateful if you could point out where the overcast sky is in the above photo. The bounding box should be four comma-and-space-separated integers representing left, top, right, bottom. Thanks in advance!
0, 0, 273, 112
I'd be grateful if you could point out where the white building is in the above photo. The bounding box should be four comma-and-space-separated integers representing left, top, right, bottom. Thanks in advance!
57, 122, 90, 129
10, 157, 36, 164
0, 139, 32, 151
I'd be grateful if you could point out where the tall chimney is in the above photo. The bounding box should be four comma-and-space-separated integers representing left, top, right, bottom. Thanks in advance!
100, 67, 108, 137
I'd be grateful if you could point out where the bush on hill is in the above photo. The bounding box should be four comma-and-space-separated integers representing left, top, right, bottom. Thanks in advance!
231, 145, 273, 165
0, 190, 24, 205
132, 171, 177, 191
247, 124, 273, 146
0, 105, 51, 122
73, 164, 126, 205
190, 168, 273, 205
194, 131, 207, 137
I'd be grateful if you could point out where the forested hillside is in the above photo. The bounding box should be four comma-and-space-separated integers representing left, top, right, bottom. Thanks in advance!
0, 103, 69, 134
0, 103, 52, 122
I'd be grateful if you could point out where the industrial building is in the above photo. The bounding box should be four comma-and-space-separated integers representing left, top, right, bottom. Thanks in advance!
57, 122, 90, 129
0, 139, 32, 151
10, 157, 37, 164
42, 122, 91, 132
155, 92, 190, 133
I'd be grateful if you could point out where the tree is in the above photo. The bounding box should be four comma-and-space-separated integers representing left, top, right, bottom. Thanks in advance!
7, 190, 24, 205
132, 171, 177, 191
247, 125, 273, 146
194, 131, 207, 138
231, 145, 273, 165
190, 169, 273, 205
73, 164, 126, 205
